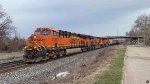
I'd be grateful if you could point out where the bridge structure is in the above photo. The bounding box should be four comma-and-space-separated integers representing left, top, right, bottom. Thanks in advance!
102, 36, 144, 45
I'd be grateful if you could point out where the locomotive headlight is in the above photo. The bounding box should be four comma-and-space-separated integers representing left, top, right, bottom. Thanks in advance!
34, 47, 37, 49
24, 46, 27, 49
34, 36, 36, 38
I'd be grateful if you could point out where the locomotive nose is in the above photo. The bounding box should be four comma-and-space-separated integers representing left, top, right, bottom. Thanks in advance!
35, 35, 45, 42
27, 34, 45, 47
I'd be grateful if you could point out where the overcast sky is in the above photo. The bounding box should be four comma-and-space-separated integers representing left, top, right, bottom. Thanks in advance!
1, 0, 150, 38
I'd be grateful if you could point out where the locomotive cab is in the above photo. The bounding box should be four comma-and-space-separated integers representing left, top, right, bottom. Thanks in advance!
24, 28, 59, 62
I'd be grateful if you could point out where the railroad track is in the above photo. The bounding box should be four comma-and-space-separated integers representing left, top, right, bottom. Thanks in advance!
0, 45, 119, 74
0, 60, 28, 73
0, 49, 96, 74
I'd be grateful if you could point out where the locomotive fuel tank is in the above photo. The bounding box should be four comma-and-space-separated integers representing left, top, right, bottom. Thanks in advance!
66, 48, 82, 55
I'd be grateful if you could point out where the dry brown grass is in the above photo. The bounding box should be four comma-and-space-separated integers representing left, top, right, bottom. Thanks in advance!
0, 51, 23, 60
39, 45, 122, 84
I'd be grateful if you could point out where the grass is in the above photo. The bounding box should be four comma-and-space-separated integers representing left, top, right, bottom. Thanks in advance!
93, 47, 126, 84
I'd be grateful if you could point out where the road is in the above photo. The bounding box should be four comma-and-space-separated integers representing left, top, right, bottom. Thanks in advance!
124, 45, 150, 84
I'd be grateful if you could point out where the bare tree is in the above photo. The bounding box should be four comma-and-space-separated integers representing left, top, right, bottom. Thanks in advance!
127, 14, 150, 45
0, 5, 16, 51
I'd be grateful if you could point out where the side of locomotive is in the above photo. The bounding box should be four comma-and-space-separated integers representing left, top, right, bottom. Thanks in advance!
23, 28, 112, 62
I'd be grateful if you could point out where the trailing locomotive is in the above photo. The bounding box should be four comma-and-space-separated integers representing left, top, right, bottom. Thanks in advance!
23, 28, 112, 62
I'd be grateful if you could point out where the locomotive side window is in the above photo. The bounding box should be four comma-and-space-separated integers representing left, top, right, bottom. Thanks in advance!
53, 31, 59, 36
53, 31, 57, 36
57, 32, 59, 36
63, 31, 67, 38
67, 32, 71, 38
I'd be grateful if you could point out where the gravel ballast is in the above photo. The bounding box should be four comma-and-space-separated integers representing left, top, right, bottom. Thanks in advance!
0, 47, 111, 84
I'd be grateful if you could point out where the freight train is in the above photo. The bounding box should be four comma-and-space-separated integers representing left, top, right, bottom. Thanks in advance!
23, 28, 122, 62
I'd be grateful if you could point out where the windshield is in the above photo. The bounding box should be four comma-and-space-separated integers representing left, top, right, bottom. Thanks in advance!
34, 30, 51, 36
